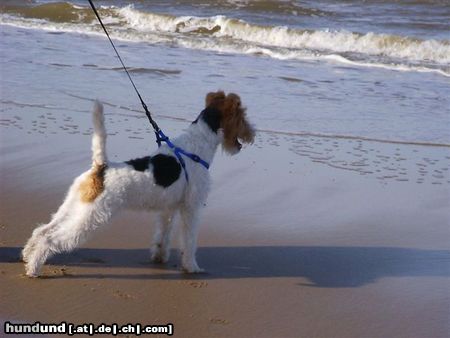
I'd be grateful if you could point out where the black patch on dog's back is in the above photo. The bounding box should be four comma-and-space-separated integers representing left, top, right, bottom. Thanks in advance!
193, 107, 221, 133
125, 156, 151, 172
150, 154, 181, 187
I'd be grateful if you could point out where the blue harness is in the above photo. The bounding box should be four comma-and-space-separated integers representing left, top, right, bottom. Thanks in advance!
156, 130, 209, 182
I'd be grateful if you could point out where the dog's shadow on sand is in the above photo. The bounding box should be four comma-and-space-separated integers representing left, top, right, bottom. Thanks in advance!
1, 246, 449, 287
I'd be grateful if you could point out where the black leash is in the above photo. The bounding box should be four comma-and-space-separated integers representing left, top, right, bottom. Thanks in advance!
87, 0, 210, 180
87, 0, 161, 137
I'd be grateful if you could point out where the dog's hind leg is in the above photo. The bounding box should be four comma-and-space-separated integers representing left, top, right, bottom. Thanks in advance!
151, 209, 176, 264
24, 102, 113, 277
179, 207, 204, 273
22, 191, 76, 263
24, 198, 116, 277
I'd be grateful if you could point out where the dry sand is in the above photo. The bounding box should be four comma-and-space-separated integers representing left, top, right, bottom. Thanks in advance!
1, 117, 449, 338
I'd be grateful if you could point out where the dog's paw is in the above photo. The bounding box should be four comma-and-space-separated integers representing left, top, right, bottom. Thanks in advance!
151, 254, 169, 264
150, 249, 170, 264
182, 267, 205, 274
182, 262, 205, 274
25, 266, 40, 278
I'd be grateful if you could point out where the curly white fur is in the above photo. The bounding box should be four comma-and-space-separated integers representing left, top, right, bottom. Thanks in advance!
22, 91, 254, 277
23, 109, 213, 277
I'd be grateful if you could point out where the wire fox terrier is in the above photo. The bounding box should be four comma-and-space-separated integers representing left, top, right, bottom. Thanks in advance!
22, 91, 255, 277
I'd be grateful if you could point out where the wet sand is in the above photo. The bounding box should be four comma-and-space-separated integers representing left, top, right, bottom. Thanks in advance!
1, 115, 449, 338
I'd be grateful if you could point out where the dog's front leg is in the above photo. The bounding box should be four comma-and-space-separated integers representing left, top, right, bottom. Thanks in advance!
179, 207, 204, 273
151, 209, 176, 264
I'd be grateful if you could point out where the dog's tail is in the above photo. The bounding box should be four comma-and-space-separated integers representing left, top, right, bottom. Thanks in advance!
91, 101, 108, 167
77, 101, 108, 203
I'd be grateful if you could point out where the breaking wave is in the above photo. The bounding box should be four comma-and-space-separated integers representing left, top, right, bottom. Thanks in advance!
1, 2, 449, 75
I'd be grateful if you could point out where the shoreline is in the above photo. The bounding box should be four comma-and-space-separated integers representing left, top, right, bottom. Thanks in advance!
9, 90, 450, 148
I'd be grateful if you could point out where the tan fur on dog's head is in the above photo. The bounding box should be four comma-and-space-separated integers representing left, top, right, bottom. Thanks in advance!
205, 91, 255, 154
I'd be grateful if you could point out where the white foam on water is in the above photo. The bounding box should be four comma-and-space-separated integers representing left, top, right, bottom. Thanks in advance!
1, 3, 449, 76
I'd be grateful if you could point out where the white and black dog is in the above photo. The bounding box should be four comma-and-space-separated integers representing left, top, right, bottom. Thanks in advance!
22, 91, 255, 277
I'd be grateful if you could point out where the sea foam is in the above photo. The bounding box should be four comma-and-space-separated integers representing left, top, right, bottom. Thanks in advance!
1, 2, 449, 75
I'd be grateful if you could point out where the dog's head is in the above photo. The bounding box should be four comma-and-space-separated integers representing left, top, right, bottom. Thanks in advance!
204, 91, 255, 154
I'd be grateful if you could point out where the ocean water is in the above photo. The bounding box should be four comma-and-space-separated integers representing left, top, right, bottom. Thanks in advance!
1, 0, 449, 146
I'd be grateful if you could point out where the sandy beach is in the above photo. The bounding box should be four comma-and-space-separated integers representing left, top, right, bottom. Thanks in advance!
1, 0, 450, 336
1, 114, 449, 337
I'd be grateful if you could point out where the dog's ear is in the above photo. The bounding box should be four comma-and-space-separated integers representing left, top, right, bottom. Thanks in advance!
205, 91, 226, 108
220, 93, 255, 154
222, 93, 242, 117
237, 116, 255, 144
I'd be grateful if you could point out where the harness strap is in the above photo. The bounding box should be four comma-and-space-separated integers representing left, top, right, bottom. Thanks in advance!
157, 130, 209, 181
